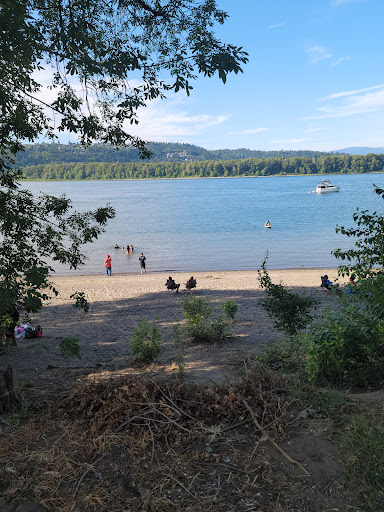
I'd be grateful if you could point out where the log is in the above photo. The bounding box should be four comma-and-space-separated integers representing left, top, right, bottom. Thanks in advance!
0, 366, 20, 414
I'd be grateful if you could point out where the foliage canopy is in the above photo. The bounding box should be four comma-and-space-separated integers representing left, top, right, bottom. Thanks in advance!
333, 186, 384, 279
0, 1, 247, 337
1, 0, 248, 165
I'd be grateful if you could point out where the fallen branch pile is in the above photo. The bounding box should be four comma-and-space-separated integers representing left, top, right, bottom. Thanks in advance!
0, 368, 309, 512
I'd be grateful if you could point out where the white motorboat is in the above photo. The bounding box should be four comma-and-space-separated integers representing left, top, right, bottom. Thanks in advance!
314, 180, 341, 193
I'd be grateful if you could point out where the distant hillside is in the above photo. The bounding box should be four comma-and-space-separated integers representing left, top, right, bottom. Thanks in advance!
334, 147, 384, 155
14, 142, 329, 167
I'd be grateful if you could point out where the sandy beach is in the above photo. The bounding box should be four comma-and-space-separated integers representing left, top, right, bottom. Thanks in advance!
3, 269, 344, 387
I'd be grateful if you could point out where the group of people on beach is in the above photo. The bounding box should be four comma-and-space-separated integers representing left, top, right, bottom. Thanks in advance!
104, 250, 146, 276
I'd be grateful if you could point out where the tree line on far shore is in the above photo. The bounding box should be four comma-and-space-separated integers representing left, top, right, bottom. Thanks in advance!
15, 142, 329, 166
21, 152, 384, 180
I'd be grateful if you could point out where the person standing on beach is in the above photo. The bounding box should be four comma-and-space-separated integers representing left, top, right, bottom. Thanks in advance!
139, 253, 146, 274
104, 254, 112, 276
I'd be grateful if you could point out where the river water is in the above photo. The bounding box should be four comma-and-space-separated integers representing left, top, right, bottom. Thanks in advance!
22, 174, 384, 275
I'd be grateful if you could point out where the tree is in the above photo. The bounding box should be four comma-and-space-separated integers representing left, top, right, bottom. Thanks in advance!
0, 1, 248, 351
1, 0, 248, 168
333, 185, 384, 279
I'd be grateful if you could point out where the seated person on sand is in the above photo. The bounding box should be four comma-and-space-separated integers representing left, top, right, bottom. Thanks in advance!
321, 274, 339, 291
185, 276, 197, 292
165, 276, 180, 293
347, 273, 360, 294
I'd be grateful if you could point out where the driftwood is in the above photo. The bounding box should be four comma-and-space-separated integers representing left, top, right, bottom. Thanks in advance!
0, 366, 20, 414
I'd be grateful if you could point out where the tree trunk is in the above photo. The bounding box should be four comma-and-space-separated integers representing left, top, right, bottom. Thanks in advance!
0, 366, 20, 414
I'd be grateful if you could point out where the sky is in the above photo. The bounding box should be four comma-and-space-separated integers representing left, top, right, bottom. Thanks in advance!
39, 0, 384, 152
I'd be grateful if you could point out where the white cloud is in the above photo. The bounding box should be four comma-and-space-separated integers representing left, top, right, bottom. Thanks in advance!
268, 21, 287, 30
321, 84, 384, 101
127, 99, 230, 141
227, 128, 268, 135
306, 84, 384, 120
306, 45, 332, 64
331, 56, 351, 67
29, 67, 231, 143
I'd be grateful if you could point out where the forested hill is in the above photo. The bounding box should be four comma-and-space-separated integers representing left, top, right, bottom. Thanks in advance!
21, 153, 384, 180
16, 142, 384, 181
15, 142, 329, 166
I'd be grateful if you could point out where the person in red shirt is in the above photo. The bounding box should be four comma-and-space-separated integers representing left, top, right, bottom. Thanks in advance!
104, 254, 112, 276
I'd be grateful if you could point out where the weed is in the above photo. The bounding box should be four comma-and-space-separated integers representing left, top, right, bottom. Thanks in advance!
173, 322, 185, 377
130, 319, 162, 365
255, 338, 307, 374
222, 300, 238, 319
337, 408, 384, 511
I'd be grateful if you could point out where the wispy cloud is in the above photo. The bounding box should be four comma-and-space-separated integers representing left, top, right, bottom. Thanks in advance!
271, 138, 309, 145
306, 84, 384, 120
128, 101, 230, 140
321, 84, 384, 101
227, 128, 268, 135
268, 21, 287, 30
306, 45, 332, 64
331, 56, 351, 67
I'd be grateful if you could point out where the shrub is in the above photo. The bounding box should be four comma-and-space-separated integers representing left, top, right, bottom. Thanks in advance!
181, 296, 232, 343
59, 335, 81, 360
130, 319, 162, 365
209, 316, 232, 342
300, 304, 384, 388
222, 299, 238, 319
258, 256, 317, 336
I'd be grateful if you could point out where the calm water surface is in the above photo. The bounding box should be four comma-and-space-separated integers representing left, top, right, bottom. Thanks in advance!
23, 174, 384, 275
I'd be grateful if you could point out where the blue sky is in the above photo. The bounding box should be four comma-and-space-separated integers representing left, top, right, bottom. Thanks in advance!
47, 0, 384, 151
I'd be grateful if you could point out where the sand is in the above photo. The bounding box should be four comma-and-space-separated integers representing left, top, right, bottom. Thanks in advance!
2, 269, 344, 387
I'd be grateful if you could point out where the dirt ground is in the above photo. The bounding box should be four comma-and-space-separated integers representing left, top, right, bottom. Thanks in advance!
0, 270, 367, 511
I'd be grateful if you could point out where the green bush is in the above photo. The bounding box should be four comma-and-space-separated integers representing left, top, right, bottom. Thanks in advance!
181, 296, 232, 343
209, 316, 232, 342
222, 299, 238, 319
301, 304, 384, 388
258, 256, 317, 336
130, 319, 162, 365
59, 335, 81, 360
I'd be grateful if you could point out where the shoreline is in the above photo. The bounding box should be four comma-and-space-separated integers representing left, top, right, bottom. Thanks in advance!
51, 266, 342, 278
21, 171, 384, 183
46, 268, 345, 294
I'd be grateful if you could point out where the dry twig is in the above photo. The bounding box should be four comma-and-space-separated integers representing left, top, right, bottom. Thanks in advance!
242, 399, 310, 476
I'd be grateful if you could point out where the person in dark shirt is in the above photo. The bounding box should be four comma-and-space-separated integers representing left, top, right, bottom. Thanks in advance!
165, 276, 180, 293
139, 253, 146, 273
